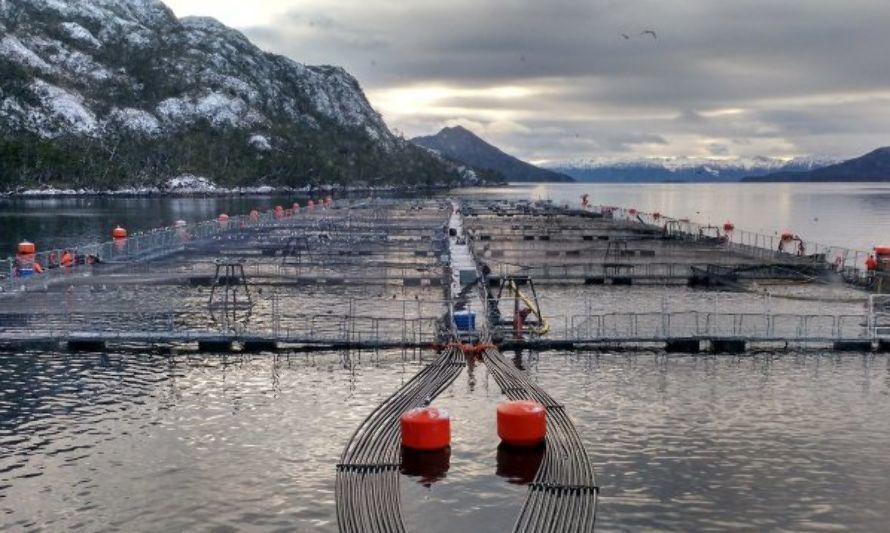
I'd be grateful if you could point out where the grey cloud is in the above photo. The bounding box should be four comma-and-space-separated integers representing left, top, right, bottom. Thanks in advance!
235, 0, 890, 161
708, 143, 730, 156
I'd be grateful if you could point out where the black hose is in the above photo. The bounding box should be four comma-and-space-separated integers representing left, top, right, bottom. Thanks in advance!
336, 347, 465, 532
483, 347, 598, 532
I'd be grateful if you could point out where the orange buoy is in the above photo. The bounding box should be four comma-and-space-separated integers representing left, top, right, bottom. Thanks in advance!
497, 400, 546, 447
112, 226, 127, 240
17, 241, 35, 255
400, 407, 451, 451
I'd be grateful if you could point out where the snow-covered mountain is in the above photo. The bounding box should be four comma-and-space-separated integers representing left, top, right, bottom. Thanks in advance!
550, 156, 841, 183
745, 147, 890, 182
0, 0, 457, 190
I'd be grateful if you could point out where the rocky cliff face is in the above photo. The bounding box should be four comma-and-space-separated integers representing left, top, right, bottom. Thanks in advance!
0, 0, 456, 190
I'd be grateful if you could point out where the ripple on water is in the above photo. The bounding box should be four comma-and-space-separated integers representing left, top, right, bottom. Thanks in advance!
1, 351, 890, 531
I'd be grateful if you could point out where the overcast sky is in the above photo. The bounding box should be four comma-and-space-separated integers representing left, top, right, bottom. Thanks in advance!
166, 0, 890, 164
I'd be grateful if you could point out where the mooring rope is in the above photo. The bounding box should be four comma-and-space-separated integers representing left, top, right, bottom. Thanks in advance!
336, 347, 465, 533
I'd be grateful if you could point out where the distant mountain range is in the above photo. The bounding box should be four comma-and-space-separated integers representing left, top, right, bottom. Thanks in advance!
0, 0, 461, 192
551, 156, 840, 183
411, 126, 574, 183
744, 147, 890, 182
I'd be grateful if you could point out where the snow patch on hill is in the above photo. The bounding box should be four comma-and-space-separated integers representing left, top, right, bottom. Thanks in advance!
155, 92, 264, 128
60, 22, 102, 48
0, 36, 53, 73
248, 134, 271, 151
31, 80, 97, 136
163, 175, 217, 192
107, 107, 161, 135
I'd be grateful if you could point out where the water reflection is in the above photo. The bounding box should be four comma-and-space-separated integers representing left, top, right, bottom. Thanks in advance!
495, 443, 545, 485
4, 348, 890, 530
401, 446, 451, 487
460, 182, 890, 251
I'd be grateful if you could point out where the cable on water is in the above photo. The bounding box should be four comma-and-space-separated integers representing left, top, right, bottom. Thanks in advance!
482, 346, 598, 532
335, 346, 465, 533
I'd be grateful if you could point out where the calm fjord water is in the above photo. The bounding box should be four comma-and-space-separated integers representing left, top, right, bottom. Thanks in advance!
2, 351, 889, 531
463, 182, 890, 252
3, 183, 890, 531
1, 182, 889, 252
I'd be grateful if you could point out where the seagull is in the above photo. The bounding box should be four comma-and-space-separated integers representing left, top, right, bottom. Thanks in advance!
641, 29, 657, 39
620, 33, 630, 40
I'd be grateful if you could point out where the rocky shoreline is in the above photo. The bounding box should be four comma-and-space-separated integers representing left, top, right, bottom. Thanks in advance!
0, 175, 466, 198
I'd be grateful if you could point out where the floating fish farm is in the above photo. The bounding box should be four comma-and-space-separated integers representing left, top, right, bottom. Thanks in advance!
2, 197, 889, 532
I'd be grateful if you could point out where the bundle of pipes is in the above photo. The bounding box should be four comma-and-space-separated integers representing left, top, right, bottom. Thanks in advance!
336, 347, 465, 533
483, 346, 598, 532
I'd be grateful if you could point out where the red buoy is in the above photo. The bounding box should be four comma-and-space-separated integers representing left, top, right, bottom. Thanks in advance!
723, 221, 735, 232
497, 400, 546, 447
400, 407, 451, 451
17, 241, 35, 255
112, 226, 127, 240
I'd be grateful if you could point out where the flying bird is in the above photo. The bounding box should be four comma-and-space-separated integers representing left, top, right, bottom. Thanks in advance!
641, 29, 657, 39
620, 33, 630, 39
